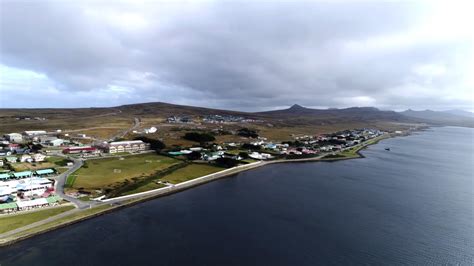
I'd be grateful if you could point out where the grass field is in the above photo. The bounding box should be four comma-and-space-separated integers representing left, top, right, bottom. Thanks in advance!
71, 153, 180, 191
160, 163, 225, 184
121, 181, 166, 196
0, 205, 75, 234
10, 162, 57, 172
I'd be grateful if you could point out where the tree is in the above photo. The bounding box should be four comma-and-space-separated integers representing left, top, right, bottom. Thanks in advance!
183, 132, 215, 143
237, 128, 259, 138
238, 152, 249, 159
215, 157, 239, 168
186, 151, 202, 160
242, 143, 261, 150
134, 136, 165, 150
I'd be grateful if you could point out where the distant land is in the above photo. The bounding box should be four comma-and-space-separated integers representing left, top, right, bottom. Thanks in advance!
1, 102, 473, 143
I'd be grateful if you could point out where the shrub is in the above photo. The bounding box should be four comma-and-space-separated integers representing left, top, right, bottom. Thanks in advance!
183, 132, 215, 143
134, 136, 165, 150
237, 128, 259, 138
215, 157, 239, 168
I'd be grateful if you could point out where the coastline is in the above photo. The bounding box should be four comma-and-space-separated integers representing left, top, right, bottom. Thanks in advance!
0, 132, 398, 247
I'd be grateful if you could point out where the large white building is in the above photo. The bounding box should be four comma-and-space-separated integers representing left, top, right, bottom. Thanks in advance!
40, 136, 64, 146
0, 177, 53, 198
107, 140, 150, 153
23, 130, 47, 137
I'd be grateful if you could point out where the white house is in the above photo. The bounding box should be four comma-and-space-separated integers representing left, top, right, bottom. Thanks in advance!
20, 155, 33, 163
33, 153, 46, 162
43, 138, 64, 146
4, 133, 22, 143
144, 127, 157, 134
249, 152, 274, 160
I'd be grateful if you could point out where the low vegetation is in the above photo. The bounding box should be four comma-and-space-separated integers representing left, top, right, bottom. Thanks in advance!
160, 163, 225, 184
183, 132, 216, 143
237, 128, 259, 138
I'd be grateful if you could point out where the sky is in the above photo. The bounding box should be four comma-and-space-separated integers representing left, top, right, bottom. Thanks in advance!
0, 0, 473, 111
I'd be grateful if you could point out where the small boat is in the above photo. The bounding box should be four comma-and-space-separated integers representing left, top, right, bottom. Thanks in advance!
385, 148, 390, 151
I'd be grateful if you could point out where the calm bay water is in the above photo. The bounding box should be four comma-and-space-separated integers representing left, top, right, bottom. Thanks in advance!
1, 126, 473, 265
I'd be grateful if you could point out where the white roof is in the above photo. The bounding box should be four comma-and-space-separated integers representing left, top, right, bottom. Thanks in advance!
109, 140, 144, 145
1, 177, 52, 190
17, 198, 49, 208
0, 187, 14, 195
24, 130, 47, 135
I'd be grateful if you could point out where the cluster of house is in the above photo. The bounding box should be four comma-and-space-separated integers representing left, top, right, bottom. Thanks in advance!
274, 128, 384, 155
15, 116, 47, 121
166, 114, 263, 124
0, 148, 47, 169
0, 169, 58, 213
3, 130, 66, 147
132, 127, 157, 135
167, 128, 384, 162
202, 114, 262, 123
167, 116, 193, 123
1, 129, 152, 158
203, 114, 245, 123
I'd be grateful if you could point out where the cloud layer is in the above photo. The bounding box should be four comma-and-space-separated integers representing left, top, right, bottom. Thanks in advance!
1, 0, 472, 110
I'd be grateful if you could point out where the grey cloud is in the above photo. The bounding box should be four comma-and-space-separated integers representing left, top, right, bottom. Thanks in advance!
0, 1, 472, 110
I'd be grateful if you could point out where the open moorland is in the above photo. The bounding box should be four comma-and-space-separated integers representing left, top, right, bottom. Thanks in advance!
0, 102, 433, 144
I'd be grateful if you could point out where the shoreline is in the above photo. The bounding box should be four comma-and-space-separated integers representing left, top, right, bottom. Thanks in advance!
0, 132, 397, 247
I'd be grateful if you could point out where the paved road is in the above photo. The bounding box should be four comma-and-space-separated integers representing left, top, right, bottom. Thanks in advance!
53, 157, 91, 209
108, 117, 140, 142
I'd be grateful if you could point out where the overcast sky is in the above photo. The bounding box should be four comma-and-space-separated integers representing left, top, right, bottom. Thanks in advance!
0, 0, 472, 111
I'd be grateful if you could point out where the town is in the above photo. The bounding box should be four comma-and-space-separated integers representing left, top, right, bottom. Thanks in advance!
0, 126, 386, 215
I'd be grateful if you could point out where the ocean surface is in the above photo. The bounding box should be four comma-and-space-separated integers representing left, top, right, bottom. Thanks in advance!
0, 126, 473, 265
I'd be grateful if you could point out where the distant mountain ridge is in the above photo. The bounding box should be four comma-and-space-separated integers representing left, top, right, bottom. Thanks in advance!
442, 109, 474, 118
1, 101, 473, 128
400, 109, 474, 127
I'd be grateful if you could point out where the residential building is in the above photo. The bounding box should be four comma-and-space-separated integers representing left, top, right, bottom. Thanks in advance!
63, 146, 98, 154
35, 169, 55, 176
23, 130, 47, 138
33, 153, 46, 162
47, 138, 64, 147
4, 133, 22, 143
0, 150, 12, 156
249, 152, 274, 160
20, 155, 33, 163
5, 156, 17, 163
107, 140, 149, 153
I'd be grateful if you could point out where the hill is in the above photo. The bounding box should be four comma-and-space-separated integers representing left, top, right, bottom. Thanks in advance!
259, 104, 410, 124
442, 109, 474, 118
400, 109, 474, 127
2, 102, 472, 141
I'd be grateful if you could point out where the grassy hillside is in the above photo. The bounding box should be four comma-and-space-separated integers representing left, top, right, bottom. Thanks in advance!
0, 101, 428, 139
